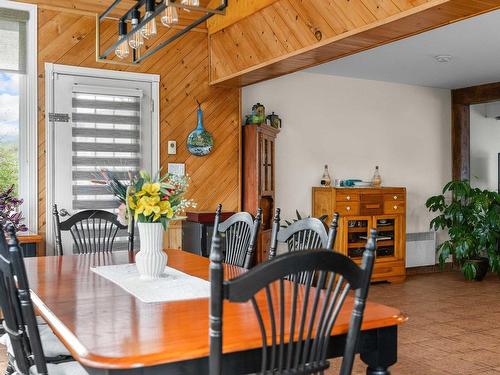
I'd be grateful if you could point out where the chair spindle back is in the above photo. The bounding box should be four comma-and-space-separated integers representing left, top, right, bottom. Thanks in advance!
269, 209, 335, 260
212, 204, 262, 269
53, 205, 131, 255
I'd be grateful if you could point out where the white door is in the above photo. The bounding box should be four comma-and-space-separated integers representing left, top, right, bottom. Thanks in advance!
46, 66, 159, 254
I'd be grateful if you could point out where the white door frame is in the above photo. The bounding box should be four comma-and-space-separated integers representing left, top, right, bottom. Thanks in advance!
44, 63, 160, 255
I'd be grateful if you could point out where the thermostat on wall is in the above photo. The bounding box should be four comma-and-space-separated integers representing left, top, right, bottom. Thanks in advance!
168, 163, 185, 176
167, 140, 177, 155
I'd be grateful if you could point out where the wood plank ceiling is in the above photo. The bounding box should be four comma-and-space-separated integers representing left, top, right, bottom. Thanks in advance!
22, 0, 214, 26
207, 0, 500, 87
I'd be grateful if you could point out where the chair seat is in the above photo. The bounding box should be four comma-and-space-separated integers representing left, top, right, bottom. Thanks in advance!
29, 361, 88, 375
1, 324, 71, 358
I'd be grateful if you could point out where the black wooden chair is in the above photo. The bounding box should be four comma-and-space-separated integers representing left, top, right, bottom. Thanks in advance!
209, 228, 377, 375
327, 212, 340, 250
0, 225, 88, 374
211, 204, 262, 269
53, 204, 134, 255
0, 227, 73, 375
269, 209, 340, 259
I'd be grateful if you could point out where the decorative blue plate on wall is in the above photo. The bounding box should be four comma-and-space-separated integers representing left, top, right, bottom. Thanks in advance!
187, 104, 213, 156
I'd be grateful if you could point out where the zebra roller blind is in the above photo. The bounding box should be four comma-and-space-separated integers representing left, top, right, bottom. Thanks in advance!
0, 8, 28, 73
72, 87, 142, 211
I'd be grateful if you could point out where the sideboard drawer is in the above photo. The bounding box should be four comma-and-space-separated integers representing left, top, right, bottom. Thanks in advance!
360, 201, 383, 215
336, 202, 360, 215
360, 194, 383, 215
384, 201, 405, 214
372, 262, 405, 280
384, 193, 404, 202
336, 192, 360, 202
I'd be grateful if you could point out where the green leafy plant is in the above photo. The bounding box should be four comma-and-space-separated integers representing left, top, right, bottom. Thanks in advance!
426, 180, 500, 280
281, 210, 328, 228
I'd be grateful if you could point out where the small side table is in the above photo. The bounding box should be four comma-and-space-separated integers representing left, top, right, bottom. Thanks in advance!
17, 232, 44, 257
182, 211, 235, 257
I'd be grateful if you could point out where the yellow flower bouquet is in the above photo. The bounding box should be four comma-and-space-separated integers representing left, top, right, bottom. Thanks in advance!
126, 170, 195, 230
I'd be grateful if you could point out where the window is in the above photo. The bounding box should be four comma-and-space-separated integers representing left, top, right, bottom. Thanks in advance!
0, 72, 20, 193
0, 2, 37, 232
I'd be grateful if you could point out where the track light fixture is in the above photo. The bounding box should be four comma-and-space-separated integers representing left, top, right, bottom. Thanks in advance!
97, 0, 227, 65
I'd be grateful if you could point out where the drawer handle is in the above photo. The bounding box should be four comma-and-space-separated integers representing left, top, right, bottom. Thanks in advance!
365, 204, 380, 209
394, 195, 398, 200
346, 206, 351, 211
346, 196, 351, 200
393, 205, 398, 210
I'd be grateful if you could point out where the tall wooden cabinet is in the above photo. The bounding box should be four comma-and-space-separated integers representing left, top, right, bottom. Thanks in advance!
243, 124, 280, 263
312, 187, 406, 283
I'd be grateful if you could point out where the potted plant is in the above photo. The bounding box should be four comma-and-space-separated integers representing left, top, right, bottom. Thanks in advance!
426, 180, 500, 281
281, 209, 328, 228
0, 185, 28, 233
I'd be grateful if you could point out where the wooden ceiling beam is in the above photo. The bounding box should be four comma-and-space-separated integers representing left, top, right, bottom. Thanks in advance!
206, 0, 280, 34
208, 0, 500, 87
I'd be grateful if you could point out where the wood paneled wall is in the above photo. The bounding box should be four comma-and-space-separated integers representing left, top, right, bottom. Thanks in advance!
35, 7, 240, 252
208, 0, 500, 87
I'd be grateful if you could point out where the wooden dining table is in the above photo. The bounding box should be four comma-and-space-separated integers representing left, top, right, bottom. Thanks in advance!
24, 249, 406, 375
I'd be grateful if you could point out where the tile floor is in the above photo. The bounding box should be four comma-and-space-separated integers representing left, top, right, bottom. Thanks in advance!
328, 271, 500, 374
0, 271, 498, 374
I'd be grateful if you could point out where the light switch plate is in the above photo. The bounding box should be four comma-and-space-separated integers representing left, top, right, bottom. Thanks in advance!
168, 163, 185, 176
167, 140, 177, 155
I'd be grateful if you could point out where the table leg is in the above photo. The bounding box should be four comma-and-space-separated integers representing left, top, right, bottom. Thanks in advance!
360, 325, 398, 375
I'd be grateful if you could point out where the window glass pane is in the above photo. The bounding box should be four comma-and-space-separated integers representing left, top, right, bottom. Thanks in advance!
0, 72, 20, 195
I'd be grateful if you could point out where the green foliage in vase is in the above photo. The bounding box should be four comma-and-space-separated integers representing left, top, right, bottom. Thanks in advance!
426, 180, 500, 280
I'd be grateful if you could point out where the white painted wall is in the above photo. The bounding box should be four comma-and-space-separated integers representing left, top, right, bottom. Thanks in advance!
243, 71, 451, 233
470, 104, 500, 191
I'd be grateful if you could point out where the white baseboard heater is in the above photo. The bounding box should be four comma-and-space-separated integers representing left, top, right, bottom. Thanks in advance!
406, 232, 436, 268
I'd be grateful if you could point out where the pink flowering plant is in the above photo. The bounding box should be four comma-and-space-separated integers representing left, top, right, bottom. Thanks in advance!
0, 185, 28, 233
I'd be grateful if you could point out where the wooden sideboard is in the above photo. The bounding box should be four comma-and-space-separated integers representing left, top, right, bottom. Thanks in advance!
312, 187, 406, 283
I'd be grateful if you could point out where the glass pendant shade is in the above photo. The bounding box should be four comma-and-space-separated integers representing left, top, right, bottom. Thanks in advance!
180, 0, 190, 11
129, 30, 144, 49
181, 0, 200, 12
141, 0, 157, 39
161, 3, 179, 26
115, 38, 130, 59
128, 10, 143, 49
141, 13, 157, 39
115, 21, 129, 59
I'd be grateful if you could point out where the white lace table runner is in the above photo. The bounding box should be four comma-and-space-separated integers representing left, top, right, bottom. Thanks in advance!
91, 263, 210, 303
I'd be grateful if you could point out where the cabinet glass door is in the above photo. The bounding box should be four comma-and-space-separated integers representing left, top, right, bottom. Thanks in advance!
344, 216, 372, 259
373, 215, 401, 261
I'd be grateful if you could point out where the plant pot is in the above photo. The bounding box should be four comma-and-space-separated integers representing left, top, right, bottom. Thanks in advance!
464, 257, 489, 281
136, 222, 168, 280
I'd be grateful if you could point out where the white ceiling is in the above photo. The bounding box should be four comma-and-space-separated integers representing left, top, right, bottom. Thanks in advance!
306, 9, 500, 90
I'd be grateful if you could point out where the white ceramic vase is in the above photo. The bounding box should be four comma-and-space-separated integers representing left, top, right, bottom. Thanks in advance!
136, 222, 167, 280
